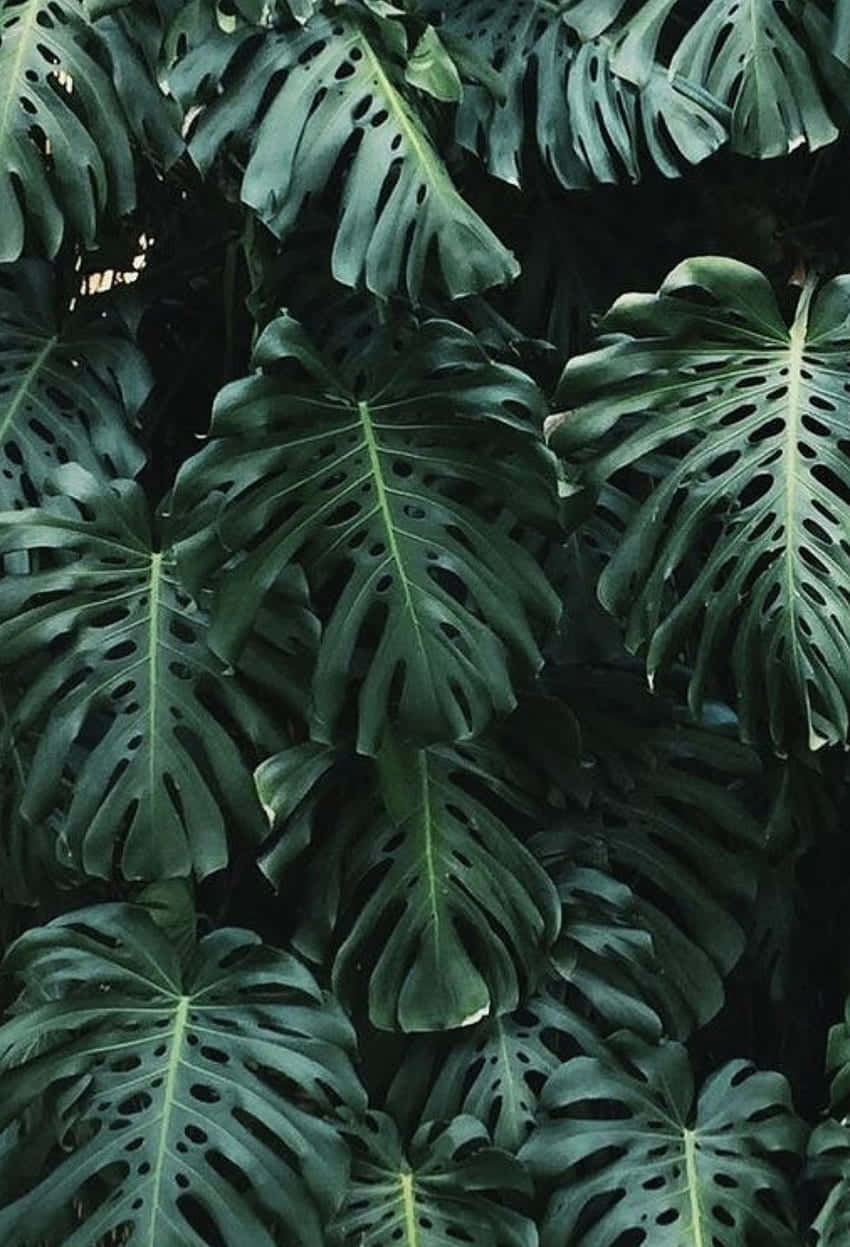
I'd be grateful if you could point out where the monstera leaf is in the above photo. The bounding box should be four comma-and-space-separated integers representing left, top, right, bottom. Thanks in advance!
0, 0, 136, 260
551, 257, 850, 751
513, 671, 764, 1038
330, 1113, 535, 1247
167, 9, 517, 298
255, 736, 561, 1032
388, 989, 607, 1152
91, 4, 184, 168
0, 904, 366, 1247
0, 260, 146, 508
521, 1032, 806, 1247
174, 314, 560, 752
808, 1120, 850, 1246
669, 0, 839, 157
0, 465, 288, 886
439, 0, 727, 189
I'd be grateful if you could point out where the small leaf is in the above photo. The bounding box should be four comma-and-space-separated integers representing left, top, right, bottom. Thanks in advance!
405, 25, 463, 102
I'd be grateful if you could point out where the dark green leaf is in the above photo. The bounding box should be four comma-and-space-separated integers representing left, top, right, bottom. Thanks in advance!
175, 314, 560, 752
330, 1113, 535, 1247
553, 258, 850, 751
169, 12, 518, 298
0, 465, 283, 885
0, 904, 366, 1247
0, 260, 147, 508
256, 737, 561, 1031
522, 1033, 805, 1247
0, 0, 135, 260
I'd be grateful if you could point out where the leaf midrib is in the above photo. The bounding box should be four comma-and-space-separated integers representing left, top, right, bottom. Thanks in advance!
782, 278, 815, 713
683, 1127, 704, 1247
357, 400, 426, 656
147, 993, 189, 1246
358, 33, 454, 214
0, 334, 57, 446
147, 552, 163, 809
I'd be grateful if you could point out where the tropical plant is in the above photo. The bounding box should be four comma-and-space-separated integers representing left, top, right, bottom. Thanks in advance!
4, 0, 850, 1244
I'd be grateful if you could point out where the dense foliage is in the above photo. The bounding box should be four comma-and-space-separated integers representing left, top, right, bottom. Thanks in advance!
5, 0, 850, 1243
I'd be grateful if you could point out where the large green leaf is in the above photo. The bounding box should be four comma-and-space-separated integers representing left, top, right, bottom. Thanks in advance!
551, 257, 850, 751
0, 903, 366, 1247
439, 0, 727, 188
174, 314, 560, 752
330, 1113, 535, 1247
0, 260, 147, 508
515, 671, 764, 1038
167, 9, 518, 298
388, 989, 607, 1153
521, 1032, 806, 1247
0, 0, 136, 260
255, 736, 561, 1031
0, 464, 288, 886
669, 0, 838, 157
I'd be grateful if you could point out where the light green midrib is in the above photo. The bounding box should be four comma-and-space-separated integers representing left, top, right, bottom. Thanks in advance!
148, 994, 189, 1243
782, 278, 815, 709
0, 336, 57, 444
357, 400, 424, 651
683, 1128, 704, 1247
417, 749, 440, 953
358, 35, 454, 210
0, 2, 39, 141
398, 1170, 419, 1247
147, 552, 163, 807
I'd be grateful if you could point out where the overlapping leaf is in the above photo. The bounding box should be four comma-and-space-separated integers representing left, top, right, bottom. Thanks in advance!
0, 260, 147, 508
513, 672, 764, 1038
0, 904, 366, 1247
0, 0, 136, 260
167, 9, 518, 299
256, 736, 561, 1032
0, 464, 289, 886
808, 1120, 850, 1246
389, 990, 606, 1152
438, 0, 727, 188
522, 1032, 805, 1247
552, 257, 850, 751
330, 1113, 535, 1247
174, 314, 560, 752
670, 0, 839, 157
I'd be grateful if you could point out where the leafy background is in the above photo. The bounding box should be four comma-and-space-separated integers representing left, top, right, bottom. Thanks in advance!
3, 0, 850, 1243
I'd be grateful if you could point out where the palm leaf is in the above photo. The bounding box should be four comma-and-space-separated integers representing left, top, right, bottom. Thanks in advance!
329, 1113, 535, 1247
174, 314, 560, 752
167, 9, 518, 299
255, 736, 561, 1032
0, 903, 366, 1247
521, 1032, 805, 1247
552, 257, 850, 751
0, 0, 135, 260
0, 464, 287, 886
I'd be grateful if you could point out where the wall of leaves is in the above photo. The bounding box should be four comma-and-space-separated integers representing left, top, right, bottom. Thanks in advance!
3, 0, 850, 1243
